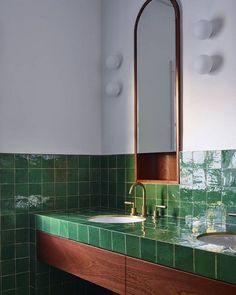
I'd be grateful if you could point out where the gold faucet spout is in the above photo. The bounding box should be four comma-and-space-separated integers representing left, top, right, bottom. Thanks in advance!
129, 182, 147, 218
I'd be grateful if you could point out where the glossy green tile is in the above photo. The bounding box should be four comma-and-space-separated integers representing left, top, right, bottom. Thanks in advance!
50, 218, 59, 235
141, 238, 156, 262
78, 224, 88, 243
68, 169, 78, 182
89, 226, 99, 246
1, 184, 14, 199
15, 154, 28, 168
1, 245, 15, 260
2, 275, 16, 291
55, 169, 67, 182
67, 155, 78, 168
79, 155, 89, 168
42, 155, 54, 168
222, 150, 236, 169
90, 168, 99, 182
126, 235, 140, 258
28, 155, 42, 168
117, 155, 125, 168
206, 150, 221, 169
16, 258, 29, 273
42, 169, 54, 182
112, 232, 125, 254
15, 169, 28, 183
109, 169, 116, 182
68, 196, 78, 209
192, 189, 206, 203
195, 249, 215, 279
126, 169, 135, 182
100, 229, 112, 250
2, 259, 15, 275
16, 213, 28, 228
193, 151, 206, 168
90, 156, 100, 169
55, 155, 67, 168
179, 202, 193, 218
125, 154, 135, 169
68, 222, 78, 240
108, 155, 116, 168
1, 230, 15, 245
68, 183, 78, 196
55, 197, 66, 210
79, 168, 89, 182
1, 215, 15, 230
0, 154, 14, 168
101, 156, 108, 169
0, 169, 14, 184
15, 184, 28, 196
29, 184, 41, 195
29, 169, 41, 183
175, 245, 193, 273
59, 220, 68, 238
217, 253, 236, 284
156, 241, 173, 267
16, 243, 29, 258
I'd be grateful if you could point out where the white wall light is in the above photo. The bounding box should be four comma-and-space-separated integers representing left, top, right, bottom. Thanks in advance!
193, 20, 213, 40
194, 55, 213, 75
105, 82, 122, 97
105, 55, 122, 70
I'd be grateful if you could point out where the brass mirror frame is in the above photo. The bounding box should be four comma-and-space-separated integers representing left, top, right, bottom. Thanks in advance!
134, 0, 182, 184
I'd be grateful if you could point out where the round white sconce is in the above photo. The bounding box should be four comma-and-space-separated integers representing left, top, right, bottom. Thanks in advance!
105, 82, 122, 97
105, 55, 122, 70
194, 55, 213, 75
193, 20, 213, 40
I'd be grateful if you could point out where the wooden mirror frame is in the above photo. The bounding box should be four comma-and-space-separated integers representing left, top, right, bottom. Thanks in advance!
134, 0, 182, 184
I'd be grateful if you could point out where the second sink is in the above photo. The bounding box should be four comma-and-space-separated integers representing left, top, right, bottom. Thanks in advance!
88, 215, 145, 224
197, 232, 236, 248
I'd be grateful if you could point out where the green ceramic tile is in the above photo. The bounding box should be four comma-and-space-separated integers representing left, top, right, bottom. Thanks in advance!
42, 169, 54, 182
59, 220, 68, 238
222, 187, 236, 206
16, 214, 28, 228
68, 222, 78, 240
90, 156, 100, 168
126, 169, 135, 182
101, 155, 108, 169
108, 182, 116, 195
29, 169, 41, 183
55, 155, 67, 168
68, 169, 78, 182
79, 195, 90, 208
125, 154, 135, 169
89, 226, 99, 246
101, 169, 108, 182
117, 155, 125, 168
28, 155, 42, 168
90, 168, 99, 181
79, 182, 90, 195
1, 184, 14, 199
79, 168, 89, 181
207, 191, 222, 204
42, 183, 54, 196
50, 218, 59, 235
55, 169, 67, 182
180, 186, 193, 202
55, 197, 66, 210
42, 155, 54, 168
15, 169, 28, 183
167, 200, 180, 218
2, 275, 16, 291
78, 224, 88, 243
206, 150, 221, 169
192, 151, 206, 168
2, 259, 15, 275
156, 184, 167, 201
141, 238, 156, 262
0, 154, 14, 168
16, 243, 29, 258
207, 169, 222, 190
29, 184, 41, 195
175, 245, 193, 273
222, 150, 236, 169
156, 241, 173, 267
16, 258, 29, 273
192, 189, 206, 203
79, 155, 89, 168
1, 230, 15, 245
126, 235, 140, 258
67, 155, 78, 168
15, 154, 28, 168
1, 245, 15, 260
179, 202, 193, 218
108, 155, 116, 168
195, 249, 215, 279
112, 232, 125, 254
100, 229, 112, 250
217, 253, 236, 284
0, 169, 14, 184
1, 199, 15, 214
109, 169, 116, 182
15, 184, 28, 196
68, 183, 78, 196
68, 196, 78, 209
1, 215, 15, 230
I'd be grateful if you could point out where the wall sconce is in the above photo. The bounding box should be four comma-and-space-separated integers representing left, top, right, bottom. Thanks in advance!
105, 55, 122, 70
194, 55, 213, 75
105, 82, 122, 97
193, 20, 213, 40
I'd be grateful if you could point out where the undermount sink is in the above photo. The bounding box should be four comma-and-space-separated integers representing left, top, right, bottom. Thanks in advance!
88, 215, 146, 224
197, 232, 236, 249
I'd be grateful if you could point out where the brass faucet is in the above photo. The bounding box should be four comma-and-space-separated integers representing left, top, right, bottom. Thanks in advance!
129, 182, 147, 218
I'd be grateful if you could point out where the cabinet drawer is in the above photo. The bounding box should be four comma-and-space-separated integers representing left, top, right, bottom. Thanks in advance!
126, 256, 236, 295
37, 231, 125, 295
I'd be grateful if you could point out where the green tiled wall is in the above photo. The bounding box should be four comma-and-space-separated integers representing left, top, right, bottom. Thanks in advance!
0, 153, 103, 295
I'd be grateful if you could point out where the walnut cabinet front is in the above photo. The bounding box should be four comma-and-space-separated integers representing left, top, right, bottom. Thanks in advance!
37, 231, 236, 295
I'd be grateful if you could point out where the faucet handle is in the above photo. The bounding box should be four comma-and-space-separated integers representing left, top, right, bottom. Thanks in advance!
228, 213, 236, 217
124, 201, 137, 216
153, 205, 167, 220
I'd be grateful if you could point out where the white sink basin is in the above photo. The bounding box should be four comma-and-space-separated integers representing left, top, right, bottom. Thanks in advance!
197, 232, 236, 248
88, 215, 145, 224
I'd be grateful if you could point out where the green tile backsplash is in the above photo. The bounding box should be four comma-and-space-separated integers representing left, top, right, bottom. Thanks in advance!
1, 150, 236, 294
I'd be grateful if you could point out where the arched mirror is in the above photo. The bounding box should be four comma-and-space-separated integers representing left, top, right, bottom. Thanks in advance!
134, 0, 181, 183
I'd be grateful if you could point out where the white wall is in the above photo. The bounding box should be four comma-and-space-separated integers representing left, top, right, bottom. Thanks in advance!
0, 0, 102, 155
101, 0, 236, 153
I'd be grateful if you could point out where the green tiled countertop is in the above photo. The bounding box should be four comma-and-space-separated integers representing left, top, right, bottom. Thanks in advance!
35, 209, 236, 286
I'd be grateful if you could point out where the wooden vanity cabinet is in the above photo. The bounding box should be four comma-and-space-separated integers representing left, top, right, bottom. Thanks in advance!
37, 231, 125, 295
37, 231, 236, 295
126, 257, 236, 295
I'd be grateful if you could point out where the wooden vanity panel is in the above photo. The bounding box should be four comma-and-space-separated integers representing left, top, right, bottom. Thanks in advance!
126, 257, 236, 295
37, 231, 125, 295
